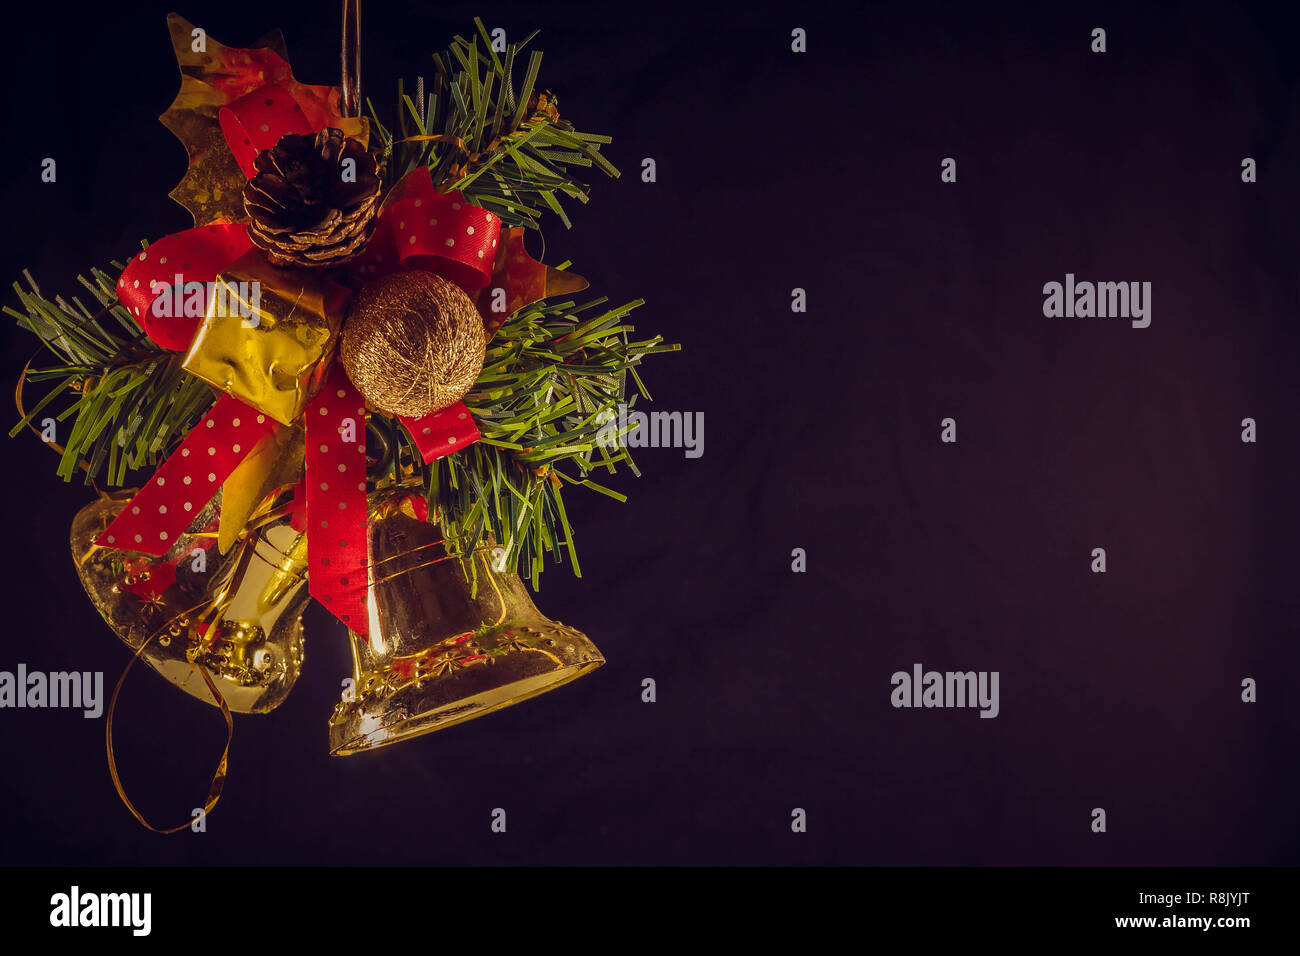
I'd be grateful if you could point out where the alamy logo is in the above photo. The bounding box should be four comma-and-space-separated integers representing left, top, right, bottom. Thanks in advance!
595, 404, 703, 458
50, 886, 151, 936
0, 664, 103, 718
890, 663, 1000, 718
1042, 273, 1151, 328
150, 276, 262, 326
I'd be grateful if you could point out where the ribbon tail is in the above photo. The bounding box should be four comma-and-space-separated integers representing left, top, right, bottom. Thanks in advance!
305, 368, 370, 636
399, 401, 482, 464
218, 85, 316, 178
96, 395, 278, 554
117, 224, 254, 351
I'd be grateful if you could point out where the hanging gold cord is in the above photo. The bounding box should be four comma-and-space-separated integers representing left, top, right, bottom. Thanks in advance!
341, 0, 362, 118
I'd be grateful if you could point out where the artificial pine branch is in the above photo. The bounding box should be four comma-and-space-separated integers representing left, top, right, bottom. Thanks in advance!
369, 17, 619, 230
9, 20, 670, 580
5, 260, 217, 486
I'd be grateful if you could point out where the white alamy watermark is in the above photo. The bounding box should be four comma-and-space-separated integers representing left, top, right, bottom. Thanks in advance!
1042, 273, 1151, 328
0, 664, 103, 718
595, 404, 703, 459
890, 663, 999, 718
50, 887, 151, 936
150, 276, 263, 326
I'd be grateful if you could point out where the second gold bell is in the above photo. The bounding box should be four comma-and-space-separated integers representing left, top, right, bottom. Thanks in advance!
329, 491, 604, 755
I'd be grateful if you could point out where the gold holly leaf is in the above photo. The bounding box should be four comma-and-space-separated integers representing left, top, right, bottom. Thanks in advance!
160, 15, 289, 225
159, 13, 365, 226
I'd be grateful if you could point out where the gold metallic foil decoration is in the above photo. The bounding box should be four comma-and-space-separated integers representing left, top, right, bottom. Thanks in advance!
181, 250, 350, 425
329, 492, 603, 755
159, 13, 368, 226
476, 227, 589, 340
339, 270, 485, 418
71, 489, 309, 714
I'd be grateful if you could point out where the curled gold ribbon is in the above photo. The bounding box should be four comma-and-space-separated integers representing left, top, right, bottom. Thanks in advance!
105, 604, 234, 835
101, 494, 291, 833
14, 351, 114, 503
15, 352, 70, 458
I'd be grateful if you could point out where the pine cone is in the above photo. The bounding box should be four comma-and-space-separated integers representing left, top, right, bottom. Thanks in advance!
243, 128, 381, 269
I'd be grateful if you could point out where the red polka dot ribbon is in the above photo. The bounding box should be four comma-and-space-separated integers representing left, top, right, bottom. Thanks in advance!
388, 191, 500, 291
399, 402, 482, 463
95, 395, 277, 555
218, 84, 315, 179
350, 167, 500, 292
119, 534, 219, 604
116, 224, 254, 351
304, 366, 371, 637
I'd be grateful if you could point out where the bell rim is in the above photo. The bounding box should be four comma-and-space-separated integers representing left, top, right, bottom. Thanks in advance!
328, 654, 604, 756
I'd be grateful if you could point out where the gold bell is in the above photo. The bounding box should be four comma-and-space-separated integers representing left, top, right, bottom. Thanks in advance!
70, 490, 309, 714
329, 492, 604, 755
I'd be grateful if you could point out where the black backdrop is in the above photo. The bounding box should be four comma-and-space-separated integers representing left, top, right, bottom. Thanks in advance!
1, 0, 1298, 866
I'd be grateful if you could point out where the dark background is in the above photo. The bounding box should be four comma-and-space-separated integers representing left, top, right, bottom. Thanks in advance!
1, 0, 1297, 866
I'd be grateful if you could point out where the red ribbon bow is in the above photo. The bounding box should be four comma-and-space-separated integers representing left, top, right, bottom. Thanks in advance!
97, 56, 500, 637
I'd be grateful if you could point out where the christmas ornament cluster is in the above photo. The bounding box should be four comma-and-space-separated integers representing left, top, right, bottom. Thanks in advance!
8, 12, 676, 831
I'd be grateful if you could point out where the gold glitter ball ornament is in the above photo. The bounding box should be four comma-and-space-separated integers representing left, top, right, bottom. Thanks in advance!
340, 270, 486, 419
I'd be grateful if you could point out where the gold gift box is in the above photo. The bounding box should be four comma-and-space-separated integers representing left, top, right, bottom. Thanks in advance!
181, 251, 349, 425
